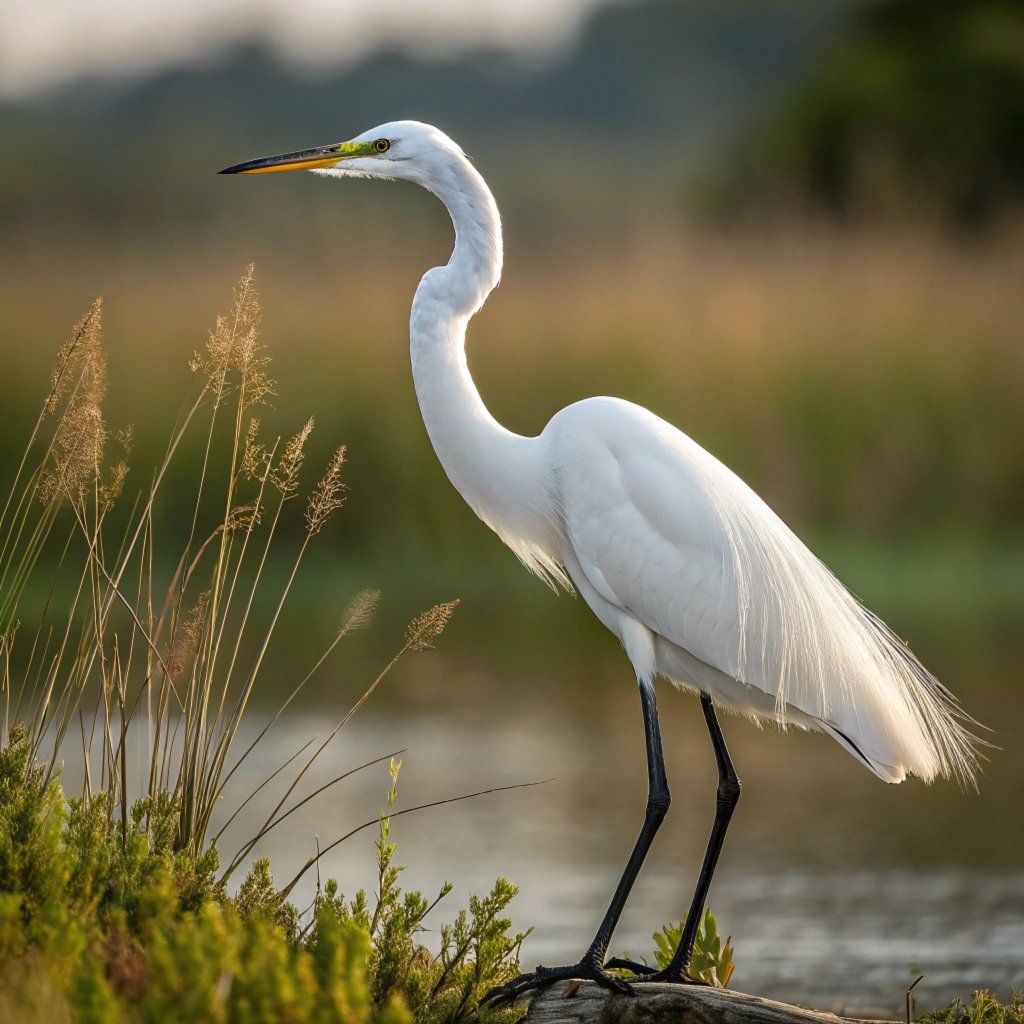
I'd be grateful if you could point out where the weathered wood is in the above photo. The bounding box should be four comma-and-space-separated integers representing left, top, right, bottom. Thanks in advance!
521, 981, 892, 1024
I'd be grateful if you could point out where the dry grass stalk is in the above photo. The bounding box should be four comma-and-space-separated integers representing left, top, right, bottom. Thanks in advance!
1, 267, 459, 879
406, 599, 460, 651
44, 298, 103, 416
241, 417, 269, 482
38, 299, 108, 508
190, 263, 271, 406
340, 588, 381, 635
167, 590, 209, 680
272, 418, 314, 497
306, 445, 347, 535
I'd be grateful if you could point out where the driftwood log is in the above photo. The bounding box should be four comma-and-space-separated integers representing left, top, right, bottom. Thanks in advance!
520, 981, 892, 1024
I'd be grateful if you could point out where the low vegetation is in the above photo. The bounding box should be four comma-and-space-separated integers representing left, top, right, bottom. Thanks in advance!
0, 732, 526, 1023
613, 910, 735, 989
2, 266, 1008, 1022
922, 991, 1024, 1024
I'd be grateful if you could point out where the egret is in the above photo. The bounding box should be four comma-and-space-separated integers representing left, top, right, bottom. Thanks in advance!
221, 122, 979, 1002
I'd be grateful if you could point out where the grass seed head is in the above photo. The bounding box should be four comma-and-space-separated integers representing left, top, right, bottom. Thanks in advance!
40, 301, 109, 506
191, 265, 273, 406
168, 591, 210, 679
340, 589, 381, 634
100, 460, 129, 508
272, 418, 314, 497
225, 501, 262, 533
45, 298, 102, 416
405, 599, 460, 651
305, 444, 347, 535
241, 417, 270, 482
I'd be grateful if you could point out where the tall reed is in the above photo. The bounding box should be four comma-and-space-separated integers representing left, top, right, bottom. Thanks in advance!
0, 266, 462, 884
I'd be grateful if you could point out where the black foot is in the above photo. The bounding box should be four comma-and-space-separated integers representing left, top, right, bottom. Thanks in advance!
482, 959, 635, 1007
603, 957, 708, 985
603, 956, 658, 976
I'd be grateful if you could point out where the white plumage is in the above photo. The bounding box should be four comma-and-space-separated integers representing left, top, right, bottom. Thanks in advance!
224, 118, 978, 785
223, 118, 979, 995
545, 395, 975, 783
343, 120, 977, 789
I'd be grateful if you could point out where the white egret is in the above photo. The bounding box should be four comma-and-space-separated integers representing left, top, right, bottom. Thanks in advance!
221, 122, 979, 1002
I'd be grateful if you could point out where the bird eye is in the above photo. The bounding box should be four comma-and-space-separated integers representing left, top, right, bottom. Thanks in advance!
373, 139, 390, 153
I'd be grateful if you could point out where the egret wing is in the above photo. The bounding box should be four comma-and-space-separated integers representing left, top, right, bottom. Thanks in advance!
549, 397, 976, 784
555, 401, 745, 685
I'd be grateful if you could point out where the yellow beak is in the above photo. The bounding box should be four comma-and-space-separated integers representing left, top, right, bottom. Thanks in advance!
219, 143, 349, 175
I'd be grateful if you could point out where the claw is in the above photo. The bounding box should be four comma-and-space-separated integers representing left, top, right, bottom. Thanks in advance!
480, 971, 538, 1007
633, 968, 710, 986
601, 956, 710, 986
603, 956, 658, 976
481, 961, 635, 1006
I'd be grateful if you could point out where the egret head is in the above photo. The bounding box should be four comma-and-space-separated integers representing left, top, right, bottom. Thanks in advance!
219, 120, 462, 186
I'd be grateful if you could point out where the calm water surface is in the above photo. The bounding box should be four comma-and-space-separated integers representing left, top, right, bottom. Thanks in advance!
200, 665, 1022, 1015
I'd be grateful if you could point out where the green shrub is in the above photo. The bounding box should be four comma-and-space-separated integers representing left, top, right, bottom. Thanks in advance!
921, 991, 1024, 1024
0, 735, 525, 1023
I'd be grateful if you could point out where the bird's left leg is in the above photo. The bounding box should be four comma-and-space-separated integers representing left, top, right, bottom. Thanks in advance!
605, 691, 740, 984
482, 677, 670, 1006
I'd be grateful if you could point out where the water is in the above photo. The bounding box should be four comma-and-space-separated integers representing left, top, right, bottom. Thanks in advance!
200, 674, 1022, 1015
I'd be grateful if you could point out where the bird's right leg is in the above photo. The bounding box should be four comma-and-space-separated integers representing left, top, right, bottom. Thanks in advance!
482, 676, 670, 1006
605, 690, 740, 984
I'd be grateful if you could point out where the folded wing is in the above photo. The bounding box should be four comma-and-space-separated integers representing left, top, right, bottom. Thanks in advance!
549, 397, 978, 784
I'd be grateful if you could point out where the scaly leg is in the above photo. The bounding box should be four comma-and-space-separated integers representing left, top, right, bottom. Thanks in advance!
605, 691, 740, 983
483, 677, 670, 1005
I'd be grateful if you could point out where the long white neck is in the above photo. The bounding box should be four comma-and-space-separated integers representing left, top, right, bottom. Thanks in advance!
408, 149, 563, 582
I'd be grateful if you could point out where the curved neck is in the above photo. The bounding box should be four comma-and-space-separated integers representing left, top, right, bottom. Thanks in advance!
408, 151, 558, 570
415, 152, 503, 318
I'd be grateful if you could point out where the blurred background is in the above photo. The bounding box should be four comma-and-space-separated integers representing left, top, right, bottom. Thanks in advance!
2, 0, 1023, 1010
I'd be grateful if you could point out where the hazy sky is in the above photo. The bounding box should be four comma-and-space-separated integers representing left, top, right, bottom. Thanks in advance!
1, 0, 613, 99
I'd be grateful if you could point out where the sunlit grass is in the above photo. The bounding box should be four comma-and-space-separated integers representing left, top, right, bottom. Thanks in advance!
1, 221, 1021, 727
0, 269, 532, 1022
0, 265, 472, 873
3, 219, 1020, 555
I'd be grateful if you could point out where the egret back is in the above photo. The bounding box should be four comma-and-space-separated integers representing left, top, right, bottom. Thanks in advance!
547, 396, 979, 785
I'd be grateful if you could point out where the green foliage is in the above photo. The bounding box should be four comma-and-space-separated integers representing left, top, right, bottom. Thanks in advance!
0, 726, 66, 950
741, 0, 1024, 224
618, 909, 734, 988
0, 747, 526, 1023
922, 991, 1024, 1024
307, 761, 526, 1024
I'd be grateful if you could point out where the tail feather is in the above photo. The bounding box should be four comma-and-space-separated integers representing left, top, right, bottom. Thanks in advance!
701, 452, 982, 786
819, 720, 906, 784
857, 606, 982, 786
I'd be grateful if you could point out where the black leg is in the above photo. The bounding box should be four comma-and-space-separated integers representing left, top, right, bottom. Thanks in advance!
589, 677, 671, 957
483, 677, 670, 1005
609, 690, 740, 984
668, 692, 740, 975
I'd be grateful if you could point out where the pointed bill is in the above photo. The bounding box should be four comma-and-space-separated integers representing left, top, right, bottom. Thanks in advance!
219, 139, 377, 175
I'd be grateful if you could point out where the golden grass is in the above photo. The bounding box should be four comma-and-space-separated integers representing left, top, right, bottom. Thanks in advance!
0, 267, 467, 881
1, 219, 1021, 547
